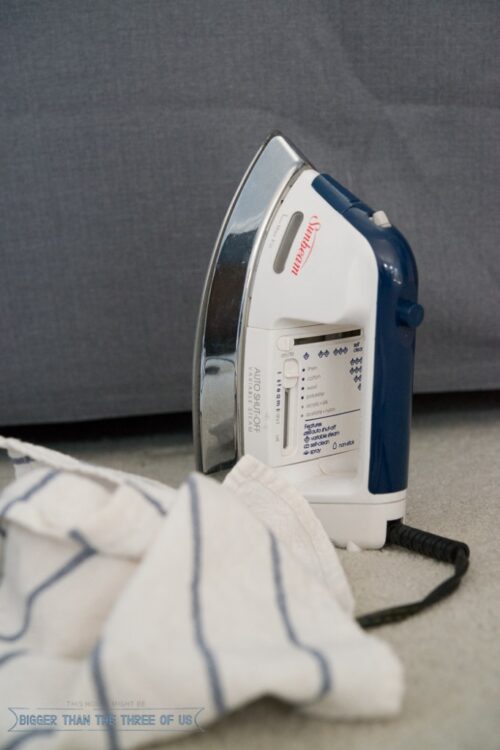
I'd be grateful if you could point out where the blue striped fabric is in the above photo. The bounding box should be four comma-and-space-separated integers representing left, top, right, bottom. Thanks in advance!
91, 640, 119, 750
187, 476, 226, 715
69, 529, 96, 550
125, 481, 168, 517
0, 542, 96, 642
269, 531, 332, 701
0, 470, 59, 520
0, 650, 25, 669
9, 456, 34, 466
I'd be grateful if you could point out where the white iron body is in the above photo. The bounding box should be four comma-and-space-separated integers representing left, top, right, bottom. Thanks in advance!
242, 171, 404, 548
193, 133, 422, 549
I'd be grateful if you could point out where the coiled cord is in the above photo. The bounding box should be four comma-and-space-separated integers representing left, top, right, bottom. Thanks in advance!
357, 521, 470, 629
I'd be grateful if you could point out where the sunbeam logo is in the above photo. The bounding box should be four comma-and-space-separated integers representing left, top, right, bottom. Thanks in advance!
291, 215, 321, 276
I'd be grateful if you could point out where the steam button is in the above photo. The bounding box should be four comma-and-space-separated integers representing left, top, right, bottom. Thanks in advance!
277, 336, 294, 352
372, 210, 391, 228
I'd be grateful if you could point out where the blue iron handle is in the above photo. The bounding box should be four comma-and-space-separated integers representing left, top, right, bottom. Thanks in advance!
313, 174, 423, 494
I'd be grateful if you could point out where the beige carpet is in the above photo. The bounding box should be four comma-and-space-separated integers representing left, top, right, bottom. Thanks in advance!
0, 393, 498, 749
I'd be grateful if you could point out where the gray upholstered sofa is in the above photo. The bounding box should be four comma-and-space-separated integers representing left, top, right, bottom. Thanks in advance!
1, 1, 498, 425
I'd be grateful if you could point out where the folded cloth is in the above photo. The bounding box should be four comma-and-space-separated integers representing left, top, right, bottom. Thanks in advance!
0, 436, 403, 748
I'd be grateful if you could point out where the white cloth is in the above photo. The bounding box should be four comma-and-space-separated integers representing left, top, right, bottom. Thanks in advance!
0, 437, 403, 748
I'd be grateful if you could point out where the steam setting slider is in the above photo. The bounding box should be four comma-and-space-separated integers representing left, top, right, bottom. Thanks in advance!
283, 358, 299, 388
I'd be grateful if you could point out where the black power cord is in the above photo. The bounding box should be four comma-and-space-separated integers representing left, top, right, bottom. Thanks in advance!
357, 520, 470, 629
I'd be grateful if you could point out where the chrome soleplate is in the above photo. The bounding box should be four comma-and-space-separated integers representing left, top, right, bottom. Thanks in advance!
192, 132, 310, 473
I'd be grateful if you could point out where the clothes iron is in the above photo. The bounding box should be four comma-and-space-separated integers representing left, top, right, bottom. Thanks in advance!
193, 132, 425, 550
